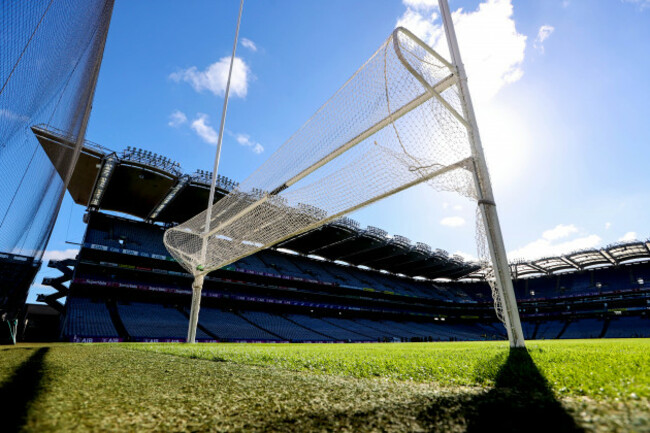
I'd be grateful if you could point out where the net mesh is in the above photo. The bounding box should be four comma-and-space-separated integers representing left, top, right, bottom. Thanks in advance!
0, 0, 114, 261
476, 204, 504, 323
165, 28, 478, 276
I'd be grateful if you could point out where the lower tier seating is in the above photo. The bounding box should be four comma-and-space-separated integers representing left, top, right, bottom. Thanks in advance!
117, 302, 210, 340
63, 297, 117, 338
605, 316, 650, 338
198, 308, 278, 340
61, 298, 649, 342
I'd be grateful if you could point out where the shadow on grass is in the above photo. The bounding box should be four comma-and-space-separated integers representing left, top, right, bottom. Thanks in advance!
261, 348, 584, 432
0, 347, 49, 432
459, 348, 584, 433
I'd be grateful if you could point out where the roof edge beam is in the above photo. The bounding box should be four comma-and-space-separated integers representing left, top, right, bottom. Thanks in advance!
88, 153, 118, 210
559, 256, 580, 270
600, 249, 618, 265
147, 175, 190, 221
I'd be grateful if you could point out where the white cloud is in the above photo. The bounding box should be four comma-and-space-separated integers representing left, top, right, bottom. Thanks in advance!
396, 0, 529, 189
397, 8, 442, 51
454, 250, 478, 262
542, 223, 578, 241
0, 108, 28, 122
440, 216, 465, 227
170, 56, 250, 98
403, 0, 439, 10
509, 224, 602, 260
534, 24, 554, 53
442, 202, 449, 209
189, 117, 264, 153
510, 234, 601, 261
605, 222, 611, 230
42, 249, 79, 261
619, 232, 637, 242
453, 204, 462, 211
398, 0, 527, 103
623, 0, 650, 11
191, 114, 219, 145
235, 133, 264, 154
168, 110, 187, 128
241, 37, 257, 52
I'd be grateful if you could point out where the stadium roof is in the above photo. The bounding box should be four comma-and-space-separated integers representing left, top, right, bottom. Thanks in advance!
34, 125, 479, 280
33, 125, 237, 223
465, 240, 650, 279
277, 218, 480, 280
34, 125, 650, 282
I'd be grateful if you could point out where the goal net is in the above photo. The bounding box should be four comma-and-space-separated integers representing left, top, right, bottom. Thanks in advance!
164, 27, 480, 276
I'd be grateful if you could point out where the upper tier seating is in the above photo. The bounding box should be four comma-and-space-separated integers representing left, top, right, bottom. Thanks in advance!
82, 214, 650, 311
86, 215, 167, 256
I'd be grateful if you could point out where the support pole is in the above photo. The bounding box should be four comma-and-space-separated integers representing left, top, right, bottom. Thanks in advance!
438, 0, 525, 348
187, 275, 204, 343
187, 0, 244, 343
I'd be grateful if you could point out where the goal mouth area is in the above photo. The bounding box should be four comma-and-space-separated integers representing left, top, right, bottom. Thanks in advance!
164, 27, 477, 277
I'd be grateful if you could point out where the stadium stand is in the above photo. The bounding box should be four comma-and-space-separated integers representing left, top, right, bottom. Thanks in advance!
560, 319, 606, 339
320, 317, 398, 341
117, 302, 210, 341
605, 316, 650, 338
199, 308, 279, 341
21, 131, 648, 343
62, 298, 117, 339
521, 321, 537, 340
52, 210, 650, 343
286, 314, 372, 341
240, 311, 332, 342
535, 320, 567, 340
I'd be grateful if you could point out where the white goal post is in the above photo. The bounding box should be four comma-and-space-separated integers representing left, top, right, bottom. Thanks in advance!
165, 1, 525, 348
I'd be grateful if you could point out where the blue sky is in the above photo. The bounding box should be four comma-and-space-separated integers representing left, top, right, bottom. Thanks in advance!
30, 0, 650, 300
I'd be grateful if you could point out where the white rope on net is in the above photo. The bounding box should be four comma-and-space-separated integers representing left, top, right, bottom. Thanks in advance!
164, 27, 478, 277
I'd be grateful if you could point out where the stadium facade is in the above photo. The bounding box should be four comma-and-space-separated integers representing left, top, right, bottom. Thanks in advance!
16, 126, 650, 342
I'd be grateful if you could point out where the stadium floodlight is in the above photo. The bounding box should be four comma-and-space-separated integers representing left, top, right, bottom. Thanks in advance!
165, 0, 525, 347
89, 154, 118, 209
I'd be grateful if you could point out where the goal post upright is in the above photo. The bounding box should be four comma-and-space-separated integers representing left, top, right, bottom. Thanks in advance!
187, 0, 244, 343
438, 0, 525, 348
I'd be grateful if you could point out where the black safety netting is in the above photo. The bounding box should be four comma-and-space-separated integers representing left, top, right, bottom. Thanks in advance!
0, 0, 115, 260
0, 0, 114, 320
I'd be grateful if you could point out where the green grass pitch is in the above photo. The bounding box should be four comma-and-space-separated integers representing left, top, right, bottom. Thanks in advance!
0, 339, 648, 432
